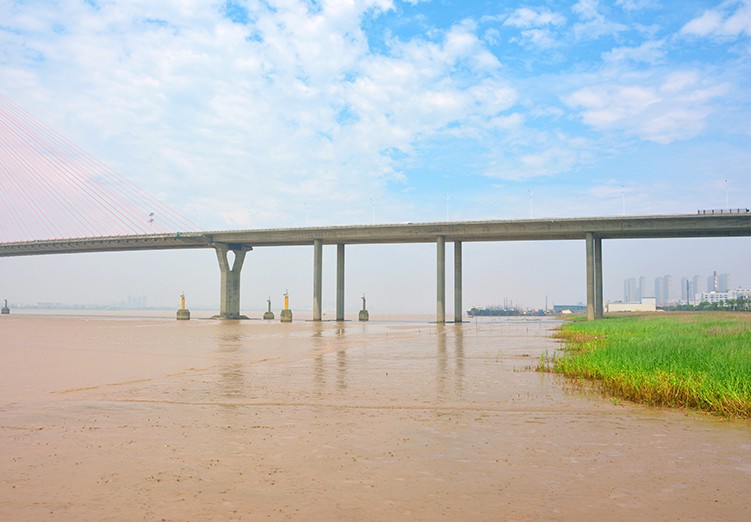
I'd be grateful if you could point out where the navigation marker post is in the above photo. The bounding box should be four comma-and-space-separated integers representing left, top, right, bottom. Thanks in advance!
263, 297, 275, 320
176, 292, 190, 320
359, 294, 369, 322
280, 290, 293, 323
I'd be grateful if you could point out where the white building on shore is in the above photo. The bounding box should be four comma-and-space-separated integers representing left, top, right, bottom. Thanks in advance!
699, 288, 751, 304
606, 297, 657, 313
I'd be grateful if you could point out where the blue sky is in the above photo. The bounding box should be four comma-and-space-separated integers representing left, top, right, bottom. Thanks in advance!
1, 0, 750, 312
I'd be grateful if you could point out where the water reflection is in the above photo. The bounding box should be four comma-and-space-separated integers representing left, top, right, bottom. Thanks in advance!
454, 324, 465, 396
313, 322, 326, 397
311, 321, 325, 338
314, 352, 325, 397
311, 322, 349, 396
335, 324, 348, 391
436, 323, 466, 399
437, 324, 447, 398
337, 348, 347, 391
216, 323, 245, 400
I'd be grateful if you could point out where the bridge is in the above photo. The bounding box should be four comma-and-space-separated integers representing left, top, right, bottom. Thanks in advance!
2, 213, 750, 321
2, 93, 750, 320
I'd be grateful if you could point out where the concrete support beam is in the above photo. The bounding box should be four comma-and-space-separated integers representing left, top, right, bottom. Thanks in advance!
313, 239, 323, 321
595, 236, 603, 319
454, 240, 463, 323
336, 243, 345, 321
585, 232, 604, 321
586, 233, 595, 321
215, 245, 249, 319
437, 235, 446, 323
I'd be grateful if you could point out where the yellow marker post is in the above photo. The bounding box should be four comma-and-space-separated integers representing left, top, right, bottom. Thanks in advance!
176, 291, 191, 320
281, 289, 293, 322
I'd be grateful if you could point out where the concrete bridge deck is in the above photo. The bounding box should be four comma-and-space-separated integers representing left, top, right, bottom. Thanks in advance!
2, 213, 750, 322
2, 213, 750, 256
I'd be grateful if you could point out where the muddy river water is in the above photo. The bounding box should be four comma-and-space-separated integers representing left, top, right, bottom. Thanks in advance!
1, 313, 749, 521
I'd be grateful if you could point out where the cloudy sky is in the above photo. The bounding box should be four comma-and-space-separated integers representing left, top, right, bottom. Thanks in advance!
1, 0, 750, 314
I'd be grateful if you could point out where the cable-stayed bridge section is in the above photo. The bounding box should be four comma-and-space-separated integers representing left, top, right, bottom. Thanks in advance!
0, 93, 199, 243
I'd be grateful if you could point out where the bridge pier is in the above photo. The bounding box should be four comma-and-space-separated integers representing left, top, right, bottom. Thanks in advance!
336, 244, 345, 321
586, 233, 603, 320
215, 244, 250, 320
313, 239, 323, 321
437, 236, 446, 323
595, 235, 603, 319
454, 240, 463, 322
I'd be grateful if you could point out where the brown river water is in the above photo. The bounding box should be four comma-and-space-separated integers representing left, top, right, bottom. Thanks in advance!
1, 313, 750, 521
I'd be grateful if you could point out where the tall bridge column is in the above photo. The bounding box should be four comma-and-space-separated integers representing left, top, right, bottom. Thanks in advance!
585, 233, 603, 321
313, 239, 323, 321
595, 236, 603, 319
454, 240, 463, 323
336, 243, 345, 321
437, 235, 446, 323
215, 244, 250, 319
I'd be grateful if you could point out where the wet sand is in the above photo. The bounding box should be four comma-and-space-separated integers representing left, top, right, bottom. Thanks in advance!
1, 314, 750, 521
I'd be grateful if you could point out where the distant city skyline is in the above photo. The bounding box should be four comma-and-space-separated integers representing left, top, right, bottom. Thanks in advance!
623, 270, 742, 306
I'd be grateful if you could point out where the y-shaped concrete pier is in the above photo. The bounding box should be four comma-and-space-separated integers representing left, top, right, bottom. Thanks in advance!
214, 244, 251, 320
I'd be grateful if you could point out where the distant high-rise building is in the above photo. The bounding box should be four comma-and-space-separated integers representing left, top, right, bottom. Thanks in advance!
655, 277, 662, 306
681, 277, 690, 303
624, 277, 637, 303
638, 276, 647, 300
125, 295, 147, 309
718, 273, 731, 292
655, 275, 673, 306
692, 275, 703, 299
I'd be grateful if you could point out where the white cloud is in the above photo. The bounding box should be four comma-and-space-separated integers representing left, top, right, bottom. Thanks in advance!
681, 10, 726, 37
502, 6, 566, 49
503, 7, 566, 29
564, 71, 730, 144
573, 0, 600, 20
603, 39, 665, 64
572, 0, 628, 40
681, 0, 751, 39
660, 71, 700, 94
615, 0, 659, 12
482, 130, 591, 180
512, 28, 561, 49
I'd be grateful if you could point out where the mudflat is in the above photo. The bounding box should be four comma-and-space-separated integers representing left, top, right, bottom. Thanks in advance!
1, 314, 750, 521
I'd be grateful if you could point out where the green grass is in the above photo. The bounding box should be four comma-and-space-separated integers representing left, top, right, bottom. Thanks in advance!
539, 313, 751, 418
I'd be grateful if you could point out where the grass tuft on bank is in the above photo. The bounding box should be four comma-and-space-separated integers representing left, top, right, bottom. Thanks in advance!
539, 313, 751, 418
